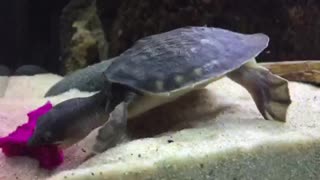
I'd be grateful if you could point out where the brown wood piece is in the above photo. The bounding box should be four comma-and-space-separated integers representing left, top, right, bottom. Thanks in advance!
260, 60, 320, 84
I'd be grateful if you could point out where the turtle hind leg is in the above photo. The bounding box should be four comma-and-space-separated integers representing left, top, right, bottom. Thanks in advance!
227, 61, 292, 122
92, 89, 138, 154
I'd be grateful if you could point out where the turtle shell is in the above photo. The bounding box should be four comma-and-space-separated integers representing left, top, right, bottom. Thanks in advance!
104, 26, 269, 95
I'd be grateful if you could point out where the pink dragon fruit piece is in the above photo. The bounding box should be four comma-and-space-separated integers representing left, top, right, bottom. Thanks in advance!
0, 101, 64, 170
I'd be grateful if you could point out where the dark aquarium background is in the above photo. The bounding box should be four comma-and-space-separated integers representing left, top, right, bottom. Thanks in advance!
0, 0, 319, 75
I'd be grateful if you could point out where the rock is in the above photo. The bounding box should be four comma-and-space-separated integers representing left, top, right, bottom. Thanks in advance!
47, 77, 320, 180
96, 0, 320, 62
13, 65, 48, 76
4, 74, 62, 98
60, 0, 108, 74
1, 68, 320, 179
0, 77, 90, 180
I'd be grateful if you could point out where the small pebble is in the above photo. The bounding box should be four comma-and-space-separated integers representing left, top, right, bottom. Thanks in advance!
200, 163, 204, 168
168, 139, 174, 143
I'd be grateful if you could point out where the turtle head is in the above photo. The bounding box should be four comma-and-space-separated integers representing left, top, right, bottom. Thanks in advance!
27, 106, 76, 149
28, 92, 108, 149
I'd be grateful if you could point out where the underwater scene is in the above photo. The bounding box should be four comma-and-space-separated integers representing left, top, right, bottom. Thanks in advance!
0, 0, 319, 179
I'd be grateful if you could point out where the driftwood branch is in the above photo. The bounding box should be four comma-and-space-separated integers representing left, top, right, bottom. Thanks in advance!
260, 60, 320, 85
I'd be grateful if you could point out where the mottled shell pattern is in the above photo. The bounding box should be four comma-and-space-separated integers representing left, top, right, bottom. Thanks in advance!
104, 26, 269, 94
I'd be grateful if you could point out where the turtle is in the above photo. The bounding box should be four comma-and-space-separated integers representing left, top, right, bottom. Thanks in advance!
27, 26, 291, 154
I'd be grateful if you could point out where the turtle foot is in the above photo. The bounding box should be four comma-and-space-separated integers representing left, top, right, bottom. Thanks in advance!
228, 62, 292, 122
255, 70, 292, 122
93, 102, 129, 153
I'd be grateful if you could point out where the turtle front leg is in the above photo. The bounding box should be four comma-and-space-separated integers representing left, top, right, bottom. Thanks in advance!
227, 61, 292, 122
92, 91, 138, 153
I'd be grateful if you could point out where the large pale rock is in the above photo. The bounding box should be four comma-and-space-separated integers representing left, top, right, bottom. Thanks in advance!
48, 78, 320, 180
0, 74, 95, 180
0, 73, 319, 180
4, 74, 62, 98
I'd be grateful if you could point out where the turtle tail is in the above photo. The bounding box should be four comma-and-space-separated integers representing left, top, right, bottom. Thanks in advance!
227, 61, 292, 122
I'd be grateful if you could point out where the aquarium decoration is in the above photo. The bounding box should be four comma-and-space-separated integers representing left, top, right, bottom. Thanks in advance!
0, 101, 64, 170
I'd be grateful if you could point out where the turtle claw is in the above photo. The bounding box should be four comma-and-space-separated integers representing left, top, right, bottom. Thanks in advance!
93, 102, 129, 153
